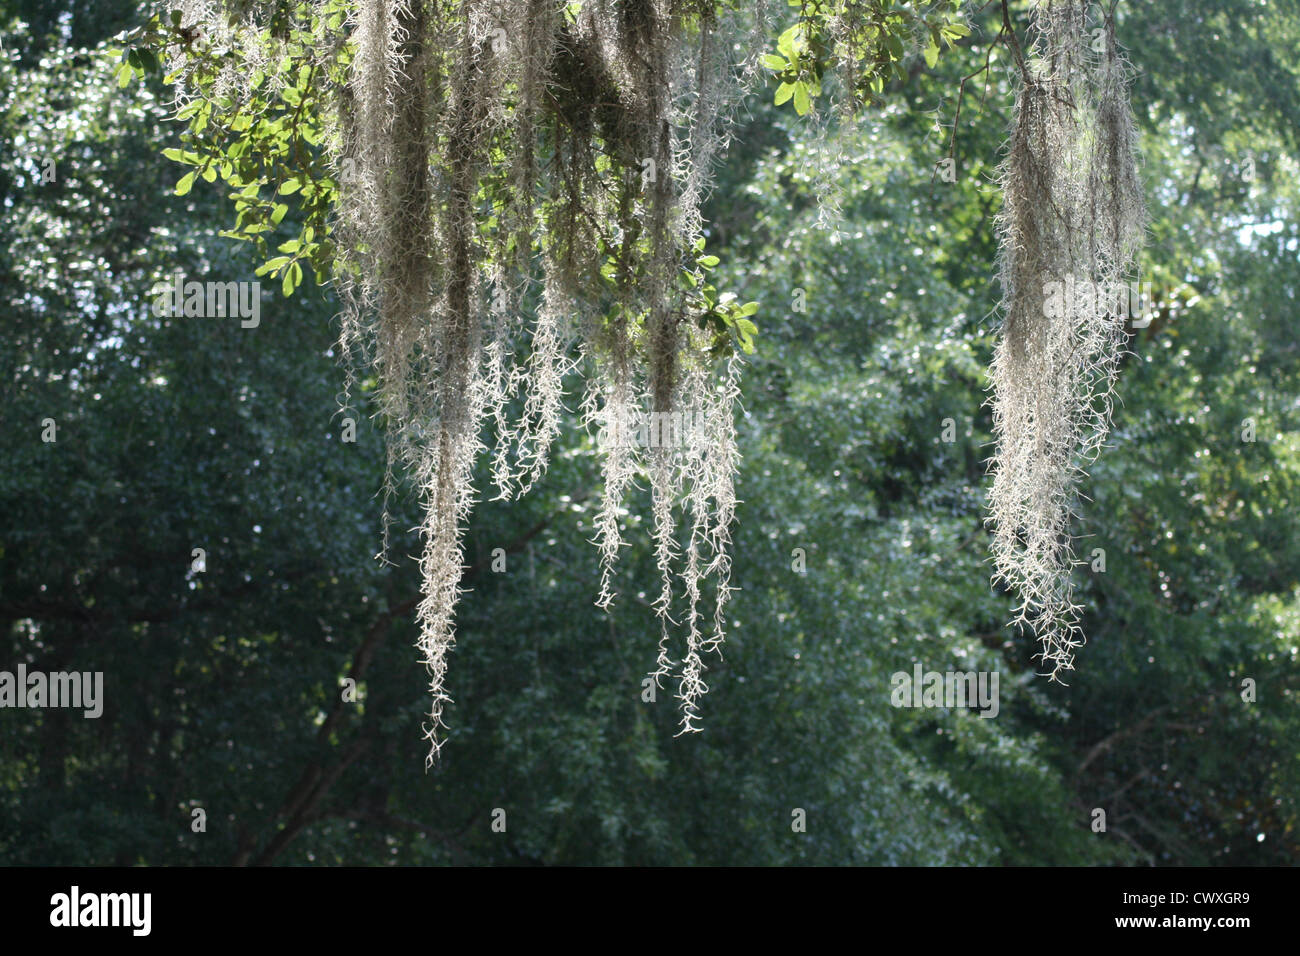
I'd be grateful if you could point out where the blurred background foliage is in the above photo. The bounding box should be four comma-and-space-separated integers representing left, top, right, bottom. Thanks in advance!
1, 0, 1297, 865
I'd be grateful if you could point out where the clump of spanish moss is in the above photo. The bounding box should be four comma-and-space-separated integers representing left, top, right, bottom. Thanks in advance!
158, 0, 771, 761
988, 0, 1145, 679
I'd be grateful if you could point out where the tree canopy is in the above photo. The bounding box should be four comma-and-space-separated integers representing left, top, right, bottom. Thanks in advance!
2, 0, 1298, 865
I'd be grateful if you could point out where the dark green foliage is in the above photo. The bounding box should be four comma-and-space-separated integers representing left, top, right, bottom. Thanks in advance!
1, 1, 1297, 865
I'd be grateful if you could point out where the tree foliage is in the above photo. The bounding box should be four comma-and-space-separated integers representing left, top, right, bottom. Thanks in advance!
1, 0, 1298, 865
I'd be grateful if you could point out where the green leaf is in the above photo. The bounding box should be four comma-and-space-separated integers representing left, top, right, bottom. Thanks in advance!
777, 25, 798, 59
174, 171, 196, 196
282, 263, 300, 297
774, 82, 795, 106
924, 37, 940, 68
760, 54, 788, 71
255, 256, 292, 277
793, 82, 811, 116
736, 318, 757, 354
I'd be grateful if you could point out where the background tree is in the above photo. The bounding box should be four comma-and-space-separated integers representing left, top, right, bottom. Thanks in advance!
1, 0, 1297, 865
